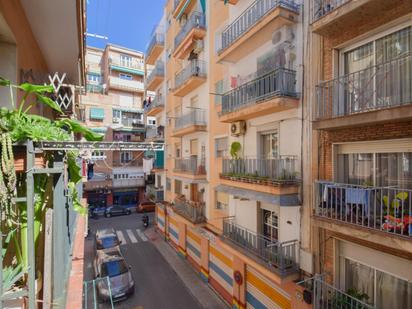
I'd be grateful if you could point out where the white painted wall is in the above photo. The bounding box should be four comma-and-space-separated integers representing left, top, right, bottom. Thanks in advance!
0, 42, 16, 108
279, 206, 300, 243
229, 197, 258, 233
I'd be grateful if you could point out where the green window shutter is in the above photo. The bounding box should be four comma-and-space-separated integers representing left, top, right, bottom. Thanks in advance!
89, 107, 105, 120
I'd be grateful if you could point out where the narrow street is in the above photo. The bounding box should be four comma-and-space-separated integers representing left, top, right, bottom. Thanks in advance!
83, 212, 226, 309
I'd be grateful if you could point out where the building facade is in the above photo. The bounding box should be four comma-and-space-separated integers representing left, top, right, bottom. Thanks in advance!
81, 45, 147, 209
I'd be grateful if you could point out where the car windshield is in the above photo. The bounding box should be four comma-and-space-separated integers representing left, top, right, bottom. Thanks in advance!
97, 236, 119, 249
101, 260, 128, 277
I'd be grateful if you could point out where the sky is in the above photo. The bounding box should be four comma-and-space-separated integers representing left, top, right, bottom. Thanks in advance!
86, 0, 165, 53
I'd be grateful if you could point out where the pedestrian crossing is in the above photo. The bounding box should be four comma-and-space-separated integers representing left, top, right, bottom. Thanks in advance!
116, 229, 148, 245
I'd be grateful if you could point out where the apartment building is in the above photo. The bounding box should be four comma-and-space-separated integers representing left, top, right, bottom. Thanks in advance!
81, 45, 147, 209
150, 1, 311, 308
306, 0, 412, 308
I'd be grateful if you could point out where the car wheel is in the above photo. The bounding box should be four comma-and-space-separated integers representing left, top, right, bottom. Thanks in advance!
127, 210, 131, 215
106, 213, 111, 218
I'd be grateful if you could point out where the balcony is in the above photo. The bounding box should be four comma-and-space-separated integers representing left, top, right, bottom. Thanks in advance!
146, 32, 165, 65
216, 0, 299, 63
84, 173, 112, 191
108, 76, 145, 93
222, 219, 298, 275
173, 0, 197, 19
146, 61, 165, 91
174, 157, 206, 179
145, 95, 165, 116
311, 0, 410, 36
314, 53, 412, 129
173, 11, 206, 59
172, 196, 206, 224
172, 109, 207, 137
86, 84, 105, 94
173, 60, 207, 97
145, 125, 164, 141
315, 181, 412, 239
113, 178, 145, 188
146, 185, 164, 202
117, 117, 145, 129
109, 58, 145, 76
220, 68, 298, 122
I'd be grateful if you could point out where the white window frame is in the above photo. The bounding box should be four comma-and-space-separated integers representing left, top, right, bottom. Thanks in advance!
119, 73, 133, 80
120, 54, 133, 67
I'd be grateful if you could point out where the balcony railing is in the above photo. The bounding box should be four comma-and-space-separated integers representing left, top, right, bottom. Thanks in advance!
221, 68, 297, 114
146, 125, 164, 140
145, 95, 165, 114
312, 275, 375, 309
174, 109, 207, 130
86, 84, 104, 94
113, 178, 145, 188
175, 60, 207, 90
173, 197, 206, 224
315, 181, 412, 238
221, 156, 299, 184
218, 0, 299, 52
146, 32, 165, 55
174, 11, 206, 50
147, 185, 164, 202
222, 219, 298, 274
174, 157, 206, 175
110, 58, 145, 72
311, 0, 350, 23
120, 118, 144, 128
315, 53, 412, 121
146, 61, 165, 85
109, 76, 145, 92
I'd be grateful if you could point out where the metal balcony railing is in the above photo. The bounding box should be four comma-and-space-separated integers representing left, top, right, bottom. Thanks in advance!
311, 0, 351, 23
221, 68, 297, 114
86, 84, 104, 94
146, 61, 165, 86
146, 125, 164, 140
313, 275, 375, 309
222, 219, 298, 274
222, 156, 299, 183
147, 185, 164, 202
145, 95, 165, 114
174, 11, 206, 50
110, 58, 145, 72
175, 60, 207, 90
218, 0, 299, 52
315, 53, 412, 120
173, 197, 206, 224
146, 32, 165, 55
120, 118, 144, 128
174, 157, 206, 175
315, 181, 412, 238
174, 109, 206, 130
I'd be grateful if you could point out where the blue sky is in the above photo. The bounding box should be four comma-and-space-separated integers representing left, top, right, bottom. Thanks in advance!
86, 0, 165, 53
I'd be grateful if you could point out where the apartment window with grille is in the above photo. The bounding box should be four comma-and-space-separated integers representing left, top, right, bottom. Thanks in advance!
120, 151, 132, 163
87, 74, 101, 83
120, 54, 133, 67
215, 137, 228, 158
174, 179, 182, 195
262, 209, 278, 241
215, 191, 229, 210
166, 178, 171, 191
119, 73, 133, 80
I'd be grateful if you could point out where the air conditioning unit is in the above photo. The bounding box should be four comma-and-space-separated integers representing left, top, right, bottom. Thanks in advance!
193, 40, 204, 54
113, 117, 120, 123
230, 120, 246, 137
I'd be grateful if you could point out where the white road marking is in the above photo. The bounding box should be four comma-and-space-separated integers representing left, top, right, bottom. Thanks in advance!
126, 229, 138, 243
116, 230, 126, 244
136, 229, 148, 242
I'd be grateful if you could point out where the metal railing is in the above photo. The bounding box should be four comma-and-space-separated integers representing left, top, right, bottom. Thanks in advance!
120, 118, 144, 128
109, 76, 145, 92
146, 61, 165, 86
145, 95, 165, 114
86, 84, 104, 94
174, 11, 206, 50
218, 0, 299, 52
221, 68, 297, 114
313, 275, 375, 309
146, 32, 165, 56
311, 0, 350, 23
146, 125, 164, 140
147, 185, 164, 202
175, 59, 207, 90
173, 198, 206, 224
315, 181, 412, 238
222, 156, 299, 182
174, 157, 206, 175
174, 109, 207, 130
315, 53, 412, 120
109, 58, 145, 72
222, 219, 298, 274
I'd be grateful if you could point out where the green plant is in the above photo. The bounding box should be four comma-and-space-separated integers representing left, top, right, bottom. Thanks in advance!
230, 141, 241, 159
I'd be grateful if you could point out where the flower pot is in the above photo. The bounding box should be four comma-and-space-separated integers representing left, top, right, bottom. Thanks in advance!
14, 147, 46, 173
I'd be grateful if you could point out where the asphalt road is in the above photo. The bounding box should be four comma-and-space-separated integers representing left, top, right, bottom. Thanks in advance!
83, 211, 203, 309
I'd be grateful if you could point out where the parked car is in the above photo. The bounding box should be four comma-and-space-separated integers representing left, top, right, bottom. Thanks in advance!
94, 247, 135, 302
104, 205, 132, 218
136, 201, 156, 213
95, 228, 121, 251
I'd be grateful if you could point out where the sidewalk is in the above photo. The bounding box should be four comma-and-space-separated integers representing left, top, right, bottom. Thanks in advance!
145, 228, 229, 309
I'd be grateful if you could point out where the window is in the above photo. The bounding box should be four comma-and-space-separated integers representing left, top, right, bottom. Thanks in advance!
174, 179, 182, 195
216, 191, 229, 210
120, 151, 132, 163
119, 73, 133, 80
157, 175, 162, 187
120, 54, 133, 67
148, 119, 156, 125
166, 178, 171, 191
175, 143, 181, 158
215, 137, 228, 158
87, 74, 101, 83
262, 209, 278, 241
190, 139, 198, 156
261, 131, 279, 158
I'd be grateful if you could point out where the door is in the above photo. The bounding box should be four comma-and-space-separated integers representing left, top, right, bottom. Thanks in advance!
190, 184, 198, 202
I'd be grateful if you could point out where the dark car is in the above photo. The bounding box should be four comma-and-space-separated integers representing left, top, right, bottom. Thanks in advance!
104, 206, 131, 218
94, 248, 135, 302
136, 201, 156, 213
95, 228, 121, 251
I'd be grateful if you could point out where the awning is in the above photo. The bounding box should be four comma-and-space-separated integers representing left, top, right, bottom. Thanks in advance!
110, 65, 144, 76
89, 108, 105, 120
174, 176, 208, 184
90, 127, 107, 133
176, 0, 192, 20
215, 184, 299, 206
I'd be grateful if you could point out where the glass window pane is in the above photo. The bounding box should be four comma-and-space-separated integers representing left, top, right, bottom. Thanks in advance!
376, 270, 412, 309
344, 259, 375, 304
337, 153, 373, 185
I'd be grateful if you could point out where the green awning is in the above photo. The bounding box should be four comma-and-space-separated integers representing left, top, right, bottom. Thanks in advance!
200, 0, 206, 13
90, 127, 107, 133
110, 65, 144, 76
176, 0, 192, 20
89, 107, 105, 120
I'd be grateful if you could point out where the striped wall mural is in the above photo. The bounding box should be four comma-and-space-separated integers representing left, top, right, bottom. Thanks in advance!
157, 208, 165, 232
246, 266, 291, 309
209, 243, 233, 298
168, 216, 179, 245
186, 228, 201, 266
